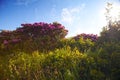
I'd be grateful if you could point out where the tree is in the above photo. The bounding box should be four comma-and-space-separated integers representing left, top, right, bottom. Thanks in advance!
98, 3, 120, 80
100, 2, 120, 42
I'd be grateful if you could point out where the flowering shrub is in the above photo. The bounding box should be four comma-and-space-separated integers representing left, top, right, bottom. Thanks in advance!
73, 33, 98, 42
0, 22, 68, 53
58, 33, 98, 53
0, 21, 119, 80
16, 22, 68, 41
0, 30, 21, 45
59, 38, 95, 53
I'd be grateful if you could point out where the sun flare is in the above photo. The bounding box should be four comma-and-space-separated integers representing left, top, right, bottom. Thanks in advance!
107, 3, 120, 21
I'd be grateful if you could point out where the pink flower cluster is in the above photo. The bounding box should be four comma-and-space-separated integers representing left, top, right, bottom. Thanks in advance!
74, 33, 98, 42
0, 22, 68, 51
16, 22, 68, 40
3, 39, 21, 45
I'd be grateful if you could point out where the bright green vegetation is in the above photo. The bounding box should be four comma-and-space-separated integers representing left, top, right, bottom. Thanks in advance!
0, 18, 120, 80
0, 44, 120, 80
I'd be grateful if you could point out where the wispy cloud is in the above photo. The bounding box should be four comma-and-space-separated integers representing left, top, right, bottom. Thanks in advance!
60, 4, 86, 37
61, 8, 73, 24
61, 4, 85, 25
15, 0, 38, 6
50, 5, 59, 21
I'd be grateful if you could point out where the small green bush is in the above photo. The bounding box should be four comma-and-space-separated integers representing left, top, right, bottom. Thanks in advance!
0, 46, 107, 80
59, 37, 95, 53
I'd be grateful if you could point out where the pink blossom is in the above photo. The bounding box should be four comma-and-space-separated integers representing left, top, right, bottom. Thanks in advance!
3, 40, 9, 45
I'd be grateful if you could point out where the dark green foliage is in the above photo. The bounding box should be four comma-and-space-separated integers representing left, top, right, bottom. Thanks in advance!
0, 20, 120, 80
59, 34, 96, 53
100, 21, 120, 43
95, 20, 120, 80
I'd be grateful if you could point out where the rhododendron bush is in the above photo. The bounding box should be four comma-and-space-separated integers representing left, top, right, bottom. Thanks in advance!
58, 33, 98, 53
73, 33, 98, 42
0, 22, 68, 53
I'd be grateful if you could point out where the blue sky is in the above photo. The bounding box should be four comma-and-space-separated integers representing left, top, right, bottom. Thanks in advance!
0, 0, 120, 37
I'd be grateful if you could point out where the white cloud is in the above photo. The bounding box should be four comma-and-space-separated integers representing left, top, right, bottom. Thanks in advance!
60, 4, 86, 37
61, 8, 73, 24
16, 0, 38, 6
61, 4, 85, 25
50, 5, 59, 21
